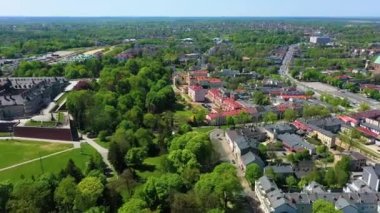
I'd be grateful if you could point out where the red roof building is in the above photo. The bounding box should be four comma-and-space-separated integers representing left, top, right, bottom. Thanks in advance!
360, 84, 380, 92
337, 115, 359, 127
280, 94, 309, 100
222, 98, 242, 111
206, 88, 223, 105
188, 85, 207, 102
292, 120, 312, 132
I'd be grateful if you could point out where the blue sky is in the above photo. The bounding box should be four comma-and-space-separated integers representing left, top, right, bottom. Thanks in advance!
0, 0, 378, 17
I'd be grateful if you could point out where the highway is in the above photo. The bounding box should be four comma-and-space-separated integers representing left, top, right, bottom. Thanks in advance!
280, 44, 380, 109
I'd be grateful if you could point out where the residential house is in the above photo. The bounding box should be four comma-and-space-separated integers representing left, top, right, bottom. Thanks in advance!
255, 176, 297, 213
188, 85, 207, 102
257, 176, 380, 213
294, 160, 314, 179
277, 133, 315, 155
264, 123, 295, 140
225, 128, 266, 171
311, 125, 337, 148
293, 117, 343, 148
264, 165, 294, 178
347, 152, 367, 171
362, 165, 380, 192
240, 151, 265, 171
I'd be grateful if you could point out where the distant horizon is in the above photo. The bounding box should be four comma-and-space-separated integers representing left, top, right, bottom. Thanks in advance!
0, 16, 380, 19
1, 0, 378, 17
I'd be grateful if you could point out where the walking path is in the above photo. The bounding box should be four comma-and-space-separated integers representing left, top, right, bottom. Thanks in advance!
0, 147, 76, 172
0, 136, 77, 145
82, 135, 115, 174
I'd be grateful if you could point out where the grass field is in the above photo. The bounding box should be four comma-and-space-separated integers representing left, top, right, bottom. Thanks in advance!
0, 140, 72, 169
174, 109, 193, 125
0, 144, 97, 183
95, 138, 110, 149
136, 155, 167, 180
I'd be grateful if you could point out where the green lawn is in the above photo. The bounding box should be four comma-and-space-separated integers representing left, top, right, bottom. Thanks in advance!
0, 140, 72, 169
95, 138, 110, 149
0, 132, 11, 137
193, 126, 216, 134
24, 120, 58, 127
174, 110, 193, 126
0, 144, 97, 183
136, 155, 167, 180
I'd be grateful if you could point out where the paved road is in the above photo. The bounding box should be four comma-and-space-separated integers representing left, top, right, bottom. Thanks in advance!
0, 147, 76, 172
210, 129, 262, 213
280, 44, 380, 109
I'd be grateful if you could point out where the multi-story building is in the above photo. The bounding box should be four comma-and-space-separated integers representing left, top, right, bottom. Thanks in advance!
0, 77, 68, 120
255, 176, 297, 213
277, 133, 315, 155
363, 165, 380, 192
225, 128, 265, 171
256, 176, 380, 213
188, 85, 207, 102
348, 152, 367, 171
310, 36, 331, 45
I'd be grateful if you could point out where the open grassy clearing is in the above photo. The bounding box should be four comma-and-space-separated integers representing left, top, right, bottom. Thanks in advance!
136, 155, 167, 180
0, 143, 96, 183
0, 139, 72, 169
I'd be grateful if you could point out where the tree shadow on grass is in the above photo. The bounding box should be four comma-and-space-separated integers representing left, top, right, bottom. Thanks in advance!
136, 163, 156, 172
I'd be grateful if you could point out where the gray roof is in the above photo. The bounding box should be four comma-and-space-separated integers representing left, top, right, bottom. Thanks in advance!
0, 77, 67, 107
302, 181, 325, 194
265, 123, 295, 134
265, 165, 293, 174
286, 192, 380, 205
257, 176, 278, 192
309, 124, 336, 137
347, 179, 373, 193
226, 128, 265, 151
241, 151, 264, 168
350, 152, 367, 161
363, 164, 380, 178
277, 133, 315, 151
361, 122, 380, 133
335, 198, 357, 211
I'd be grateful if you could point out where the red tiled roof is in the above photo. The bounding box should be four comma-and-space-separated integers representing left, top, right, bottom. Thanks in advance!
292, 120, 311, 131
209, 78, 222, 83
357, 127, 379, 138
351, 110, 380, 120
337, 115, 358, 124
208, 88, 221, 97
360, 84, 380, 91
223, 98, 241, 109
336, 75, 352, 80
188, 85, 204, 91
280, 95, 309, 99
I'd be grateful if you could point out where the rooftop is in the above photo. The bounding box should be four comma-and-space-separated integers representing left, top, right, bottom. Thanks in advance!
277, 133, 315, 151
241, 151, 264, 167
